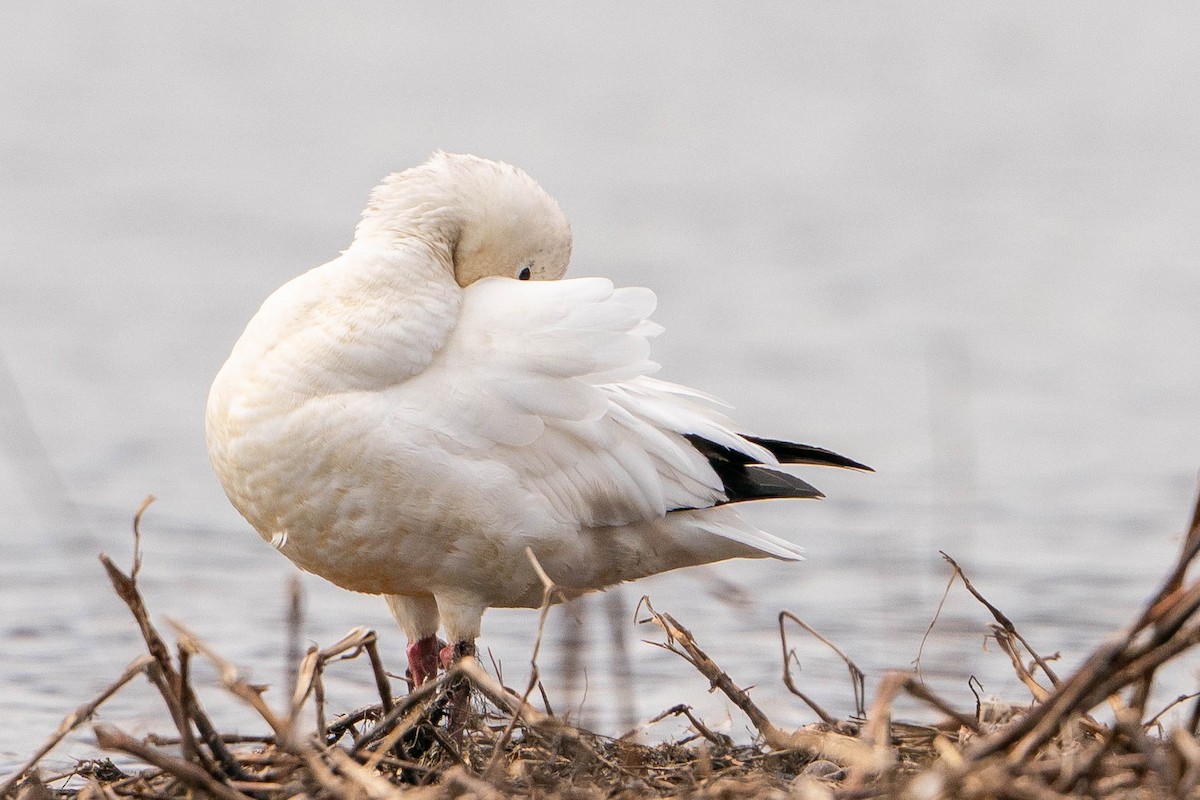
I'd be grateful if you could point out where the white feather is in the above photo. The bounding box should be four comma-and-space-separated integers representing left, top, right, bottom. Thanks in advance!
206, 152, 830, 648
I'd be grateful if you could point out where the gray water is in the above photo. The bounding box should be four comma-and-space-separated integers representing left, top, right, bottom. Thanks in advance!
3, 3, 1200, 776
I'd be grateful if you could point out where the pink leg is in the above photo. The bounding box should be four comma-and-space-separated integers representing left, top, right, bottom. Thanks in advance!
438, 639, 477, 670
439, 640, 477, 732
406, 635, 446, 689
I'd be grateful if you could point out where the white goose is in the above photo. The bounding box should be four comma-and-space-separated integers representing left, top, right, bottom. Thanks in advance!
206, 152, 868, 689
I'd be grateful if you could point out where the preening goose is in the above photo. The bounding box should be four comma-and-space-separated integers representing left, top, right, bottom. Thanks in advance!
206, 152, 869, 696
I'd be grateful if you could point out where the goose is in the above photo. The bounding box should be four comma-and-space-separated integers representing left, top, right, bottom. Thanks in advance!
205, 152, 869, 696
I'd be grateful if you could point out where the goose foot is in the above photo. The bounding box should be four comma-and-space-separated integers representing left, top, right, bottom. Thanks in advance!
405, 635, 446, 689
438, 640, 476, 732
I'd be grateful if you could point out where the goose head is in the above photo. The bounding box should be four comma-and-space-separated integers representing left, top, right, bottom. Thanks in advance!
354, 151, 573, 287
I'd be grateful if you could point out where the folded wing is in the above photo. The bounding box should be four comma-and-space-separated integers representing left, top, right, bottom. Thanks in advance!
407, 276, 864, 550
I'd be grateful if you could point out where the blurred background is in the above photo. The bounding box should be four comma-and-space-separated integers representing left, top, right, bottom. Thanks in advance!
2, 3, 1199, 772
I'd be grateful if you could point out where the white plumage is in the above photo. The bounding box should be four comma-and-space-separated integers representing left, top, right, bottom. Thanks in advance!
206, 152, 866, 683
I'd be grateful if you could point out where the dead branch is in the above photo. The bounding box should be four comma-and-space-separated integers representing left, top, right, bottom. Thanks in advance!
484, 548, 570, 780
941, 552, 1060, 686
778, 610, 863, 721
98, 503, 248, 781
639, 597, 888, 772
92, 725, 253, 800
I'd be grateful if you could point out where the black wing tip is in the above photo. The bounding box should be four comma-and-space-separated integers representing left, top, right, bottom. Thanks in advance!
742, 435, 874, 472
718, 465, 825, 504
682, 432, 873, 507
682, 434, 830, 504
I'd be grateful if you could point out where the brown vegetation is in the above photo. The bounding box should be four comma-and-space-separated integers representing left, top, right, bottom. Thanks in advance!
4, 489, 1200, 799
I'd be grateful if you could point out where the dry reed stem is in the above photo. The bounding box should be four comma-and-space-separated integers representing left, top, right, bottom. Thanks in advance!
914, 564, 960, 687
778, 611, 864, 722
168, 620, 292, 740
639, 597, 888, 773
91, 725, 253, 800
98, 497, 248, 782
0, 655, 153, 797
1145, 690, 1200, 730
645, 705, 733, 747
940, 552, 1061, 687
482, 548, 568, 780
456, 657, 581, 743
323, 747, 407, 800
359, 702, 432, 772
362, 635, 395, 715
897, 675, 983, 735
989, 624, 1053, 703
8, 501, 839, 799
289, 645, 321, 732
967, 486, 1200, 764
289, 626, 398, 738
158, 617, 421, 799
351, 672, 447, 753
19, 486, 1200, 799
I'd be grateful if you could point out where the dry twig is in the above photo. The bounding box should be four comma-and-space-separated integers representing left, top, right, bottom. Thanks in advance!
0, 656, 152, 797
778, 610, 863, 722
639, 597, 888, 772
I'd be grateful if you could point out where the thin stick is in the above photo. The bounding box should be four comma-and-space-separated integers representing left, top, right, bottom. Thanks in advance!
457, 658, 579, 739
313, 659, 328, 741
289, 646, 321, 733
174, 643, 209, 769
914, 565, 960, 684
93, 725, 254, 800
483, 548, 566, 780
640, 597, 773, 733
989, 625, 1051, 703
138, 659, 196, 765
941, 552, 1060, 686
537, 681, 555, 717
1159, 480, 1200, 601
352, 673, 448, 752
638, 597, 884, 770
317, 626, 376, 660
0, 655, 153, 797
293, 626, 394, 738
778, 611, 864, 720
646, 704, 731, 747
968, 636, 1126, 762
99, 528, 246, 780
322, 702, 381, 744
169, 620, 291, 740
130, 495, 152, 583
362, 634, 395, 715
361, 702, 434, 772
969, 542, 1200, 763
900, 676, 984, 735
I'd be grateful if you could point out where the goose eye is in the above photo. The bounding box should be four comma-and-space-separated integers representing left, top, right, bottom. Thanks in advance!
517, 266, 532, 281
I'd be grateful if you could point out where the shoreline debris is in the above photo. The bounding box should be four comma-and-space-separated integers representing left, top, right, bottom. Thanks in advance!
3, 488, 1200, 798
